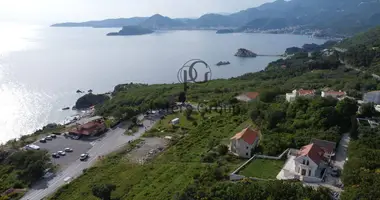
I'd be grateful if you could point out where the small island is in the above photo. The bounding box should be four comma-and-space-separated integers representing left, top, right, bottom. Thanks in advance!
216, 29, 234, 34
216, 61, 231, 66
235, 48, 257, 58
107, 25, 154, 36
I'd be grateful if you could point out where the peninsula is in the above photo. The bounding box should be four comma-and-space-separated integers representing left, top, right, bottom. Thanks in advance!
107, 25, 154, 36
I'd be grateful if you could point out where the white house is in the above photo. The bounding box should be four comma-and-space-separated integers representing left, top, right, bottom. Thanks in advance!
277, 140, 335, 182
229, 127, 260, 158
321, 90, 346, 99
294, 144, 327, 178
286, 89, 316, 102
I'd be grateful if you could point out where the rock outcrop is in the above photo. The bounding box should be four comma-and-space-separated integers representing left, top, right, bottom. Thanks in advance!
75, 93, 110, 110
234, 48, 257, 58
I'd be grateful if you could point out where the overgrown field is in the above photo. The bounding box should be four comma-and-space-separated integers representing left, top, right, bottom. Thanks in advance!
49, 114, 248, 200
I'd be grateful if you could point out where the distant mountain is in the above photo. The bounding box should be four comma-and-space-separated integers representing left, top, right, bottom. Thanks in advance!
139, 14, 185, 29
190, 14, 234, 27
244, 18, 291, 30
106, 26, 154, 36
52, 0, 380, 35
51, 17, 147, 28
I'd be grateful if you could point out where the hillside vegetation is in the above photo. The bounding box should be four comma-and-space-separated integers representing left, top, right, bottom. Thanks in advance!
339, 26, 380, 74
45, 37, 380, 199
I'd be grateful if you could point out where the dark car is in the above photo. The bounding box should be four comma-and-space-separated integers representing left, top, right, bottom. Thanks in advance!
50, 134, 57, 138
80, 153, 89, 161
52, 153, 60, 158
331, 168, 340, 177
40, 138, 47, 143
46, 136, 53, 140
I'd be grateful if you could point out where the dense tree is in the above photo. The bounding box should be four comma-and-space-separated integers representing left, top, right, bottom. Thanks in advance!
184, 107, 193, 120
91, 183, 116, 200
359, 102, 378, 118
349, 116, 359, 140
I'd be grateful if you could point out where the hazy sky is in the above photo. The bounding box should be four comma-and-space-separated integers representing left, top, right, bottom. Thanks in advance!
0, 0, 274, 24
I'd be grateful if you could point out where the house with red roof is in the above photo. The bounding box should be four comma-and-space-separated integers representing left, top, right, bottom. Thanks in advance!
286, 89, 316, 102
235, 92, 260, 102
293, 143, 328, 178
321, 90, 346, 99
69, 119, 106, 138
229, 127, 260, 158
276, 139, 336, 182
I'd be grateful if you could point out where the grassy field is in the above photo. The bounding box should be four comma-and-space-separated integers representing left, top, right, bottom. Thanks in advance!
239, 159, 284, 179
49, 113, 248, 200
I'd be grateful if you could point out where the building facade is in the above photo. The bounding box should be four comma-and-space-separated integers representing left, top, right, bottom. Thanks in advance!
229, 128, 260, 158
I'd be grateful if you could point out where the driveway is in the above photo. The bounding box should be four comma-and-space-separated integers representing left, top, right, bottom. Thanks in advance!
334, 133, 350, 170
21, 117, 158, 200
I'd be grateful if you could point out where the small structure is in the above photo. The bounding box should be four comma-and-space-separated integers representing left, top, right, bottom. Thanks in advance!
363, 91, 380, 105
171, 118, 180, 125
286, 89, 316, 102
229, 127, 260, 158
235, 92, 260, 102
321, 90, 346, 99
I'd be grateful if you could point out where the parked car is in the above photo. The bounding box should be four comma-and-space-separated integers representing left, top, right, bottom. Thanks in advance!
52, 153, 59, 158
80, 153, 89, 161
46, 136, 52, 140
50, 134, 57, 138
331, 168, 340, 177
40, 138, 47, 143
64, 148, 73, 152
58, 151, 66, 156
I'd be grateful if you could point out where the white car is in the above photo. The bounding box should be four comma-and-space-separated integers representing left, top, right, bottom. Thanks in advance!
64, 148, 73, 152
58, 151, 66, 156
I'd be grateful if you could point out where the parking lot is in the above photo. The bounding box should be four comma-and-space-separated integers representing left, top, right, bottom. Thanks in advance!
35, 136, 92, 168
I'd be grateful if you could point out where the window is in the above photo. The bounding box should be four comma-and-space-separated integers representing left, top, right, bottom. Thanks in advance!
306, 160, 309, 166
246, 153, 248, 156
302, 160, 305, 165
308, 170, 311, 176
246, 146, 249, 149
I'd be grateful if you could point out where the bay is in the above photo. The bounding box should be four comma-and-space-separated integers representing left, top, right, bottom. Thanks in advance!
0, 24, 326, 143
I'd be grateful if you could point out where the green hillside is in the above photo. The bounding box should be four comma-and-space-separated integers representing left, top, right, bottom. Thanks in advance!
339, 26, 380, 48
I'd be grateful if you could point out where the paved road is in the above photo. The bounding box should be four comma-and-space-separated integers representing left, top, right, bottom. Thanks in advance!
21, 117, 158, 200
334, 133, 350, 170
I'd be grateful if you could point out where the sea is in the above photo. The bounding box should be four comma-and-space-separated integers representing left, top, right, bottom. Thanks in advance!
0, 22, 326, 143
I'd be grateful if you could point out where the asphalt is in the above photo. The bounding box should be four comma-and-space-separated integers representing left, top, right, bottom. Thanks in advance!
21, 116, 158, 200
334, 133, 350, 170
35, 137, 92, 169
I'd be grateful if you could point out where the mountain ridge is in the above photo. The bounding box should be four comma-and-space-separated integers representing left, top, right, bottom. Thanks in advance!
51, 0, 380, 35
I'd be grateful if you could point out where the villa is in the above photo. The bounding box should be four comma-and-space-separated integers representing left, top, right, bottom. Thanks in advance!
276, 139, 336, 183
229, 127, 260, 158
